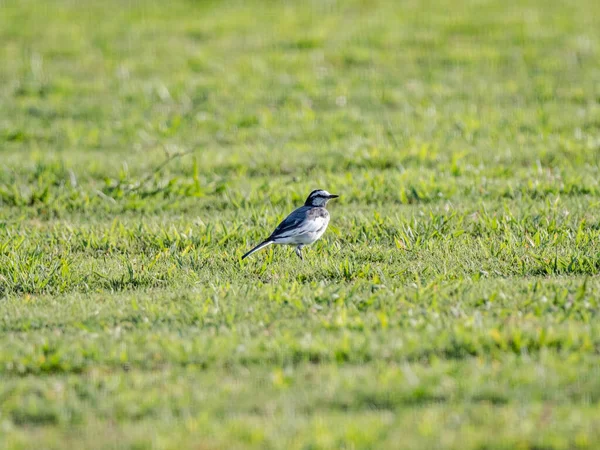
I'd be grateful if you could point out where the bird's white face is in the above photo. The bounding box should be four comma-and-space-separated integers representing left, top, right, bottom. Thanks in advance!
305, 189, 339, 207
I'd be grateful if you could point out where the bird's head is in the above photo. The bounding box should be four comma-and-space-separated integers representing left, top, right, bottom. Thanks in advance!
304, 189, 339, 207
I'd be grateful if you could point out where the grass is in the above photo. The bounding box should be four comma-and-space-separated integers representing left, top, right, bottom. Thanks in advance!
1, 0, 600, 448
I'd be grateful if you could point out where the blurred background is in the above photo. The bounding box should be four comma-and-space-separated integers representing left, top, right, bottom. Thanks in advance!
2, 0, 599, 212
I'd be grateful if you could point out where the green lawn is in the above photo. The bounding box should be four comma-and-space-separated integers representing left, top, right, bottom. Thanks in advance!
1, 0, 600, 448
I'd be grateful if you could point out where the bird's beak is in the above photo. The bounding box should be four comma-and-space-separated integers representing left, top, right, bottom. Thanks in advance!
328, 194, 339, 199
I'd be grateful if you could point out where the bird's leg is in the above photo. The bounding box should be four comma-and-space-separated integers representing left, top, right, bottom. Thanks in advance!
295, 245, 304, 260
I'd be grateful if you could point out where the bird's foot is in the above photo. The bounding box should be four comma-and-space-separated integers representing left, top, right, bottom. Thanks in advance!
295, 245, 304, 260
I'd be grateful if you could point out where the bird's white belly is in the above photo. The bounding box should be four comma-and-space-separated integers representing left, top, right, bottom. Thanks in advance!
275, 216, 329, 245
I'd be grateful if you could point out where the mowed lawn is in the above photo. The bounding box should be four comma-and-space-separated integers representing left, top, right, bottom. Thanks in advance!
1, 0, 600, 448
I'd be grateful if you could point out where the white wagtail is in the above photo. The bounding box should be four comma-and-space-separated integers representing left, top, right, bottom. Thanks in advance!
242, 189, 339, 260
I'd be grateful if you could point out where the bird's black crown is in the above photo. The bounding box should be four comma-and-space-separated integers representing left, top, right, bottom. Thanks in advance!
304, 189, 339, 206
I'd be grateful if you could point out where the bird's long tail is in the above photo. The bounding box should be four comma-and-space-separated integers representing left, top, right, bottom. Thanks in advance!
241, 240, 273, 260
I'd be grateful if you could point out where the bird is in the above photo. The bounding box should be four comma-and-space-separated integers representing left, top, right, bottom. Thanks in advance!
242, 189, 339, 260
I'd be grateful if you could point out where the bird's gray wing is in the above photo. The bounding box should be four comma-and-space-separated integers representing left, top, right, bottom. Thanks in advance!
269, 206, 311, 240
